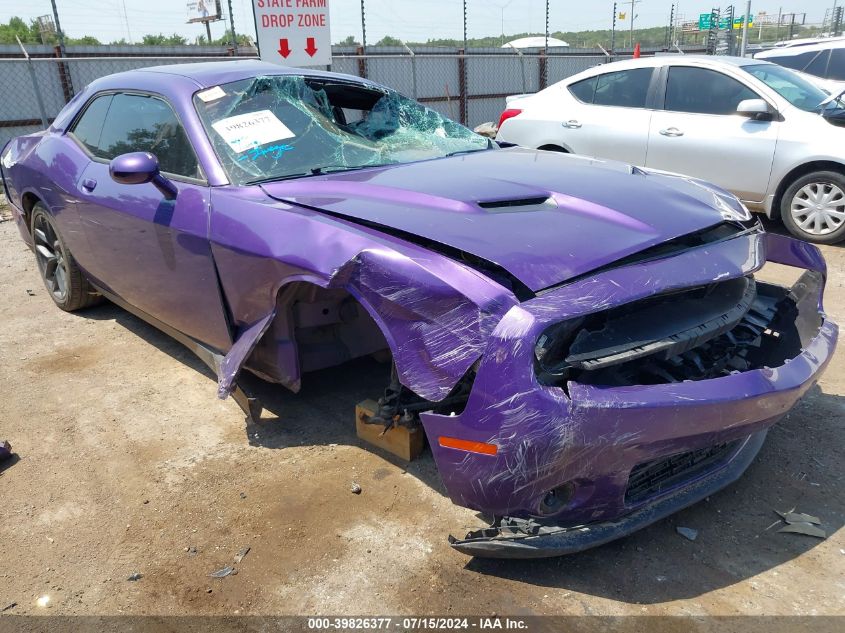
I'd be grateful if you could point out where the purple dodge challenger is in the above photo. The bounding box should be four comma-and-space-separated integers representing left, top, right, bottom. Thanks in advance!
0, 61, 837, 557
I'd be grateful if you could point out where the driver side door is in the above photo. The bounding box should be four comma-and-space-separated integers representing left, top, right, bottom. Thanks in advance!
69, 91, 231, 350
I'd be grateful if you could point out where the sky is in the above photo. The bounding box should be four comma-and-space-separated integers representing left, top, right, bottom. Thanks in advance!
0, 1, 839, 44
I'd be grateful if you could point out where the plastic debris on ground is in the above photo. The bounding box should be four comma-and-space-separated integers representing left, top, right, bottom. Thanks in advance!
234, 547, 250, 563
0, 440, 11, 462
210, 566, 236, 578
676, 526, 698, 541
350, 482, 362, 494
127, 572, 142, 581
775, 508, 826, 539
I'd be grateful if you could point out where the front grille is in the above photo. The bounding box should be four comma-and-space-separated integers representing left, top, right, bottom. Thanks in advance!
625, 440, 741, 504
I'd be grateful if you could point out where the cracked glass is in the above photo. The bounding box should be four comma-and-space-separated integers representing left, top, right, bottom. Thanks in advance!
193, 74, 491, 185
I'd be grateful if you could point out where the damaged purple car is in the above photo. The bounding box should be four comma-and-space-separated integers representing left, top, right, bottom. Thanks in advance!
1, 61, 837, 558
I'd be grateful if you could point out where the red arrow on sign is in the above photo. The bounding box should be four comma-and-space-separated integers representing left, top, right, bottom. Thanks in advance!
305, 37, 318, 57
277, 38, 291, 58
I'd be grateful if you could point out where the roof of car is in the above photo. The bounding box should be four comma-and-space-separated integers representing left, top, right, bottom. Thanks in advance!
757, 37, 845, 57
92, 59, 355, 91
589, 55, 766, 70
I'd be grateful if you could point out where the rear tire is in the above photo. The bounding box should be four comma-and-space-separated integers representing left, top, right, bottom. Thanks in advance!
780, 170, 845, 244
30, 203, 100, 311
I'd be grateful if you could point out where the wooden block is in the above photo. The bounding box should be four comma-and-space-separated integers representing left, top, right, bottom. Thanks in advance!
355, 399, 425, 462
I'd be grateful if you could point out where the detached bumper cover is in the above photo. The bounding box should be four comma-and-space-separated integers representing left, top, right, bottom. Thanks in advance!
420, 232, 837, 557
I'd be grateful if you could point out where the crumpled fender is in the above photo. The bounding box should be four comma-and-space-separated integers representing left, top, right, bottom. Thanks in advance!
216, 244, 515, 402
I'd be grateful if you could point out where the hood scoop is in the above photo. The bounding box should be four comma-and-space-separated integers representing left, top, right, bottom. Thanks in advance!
477, 196, 556, 213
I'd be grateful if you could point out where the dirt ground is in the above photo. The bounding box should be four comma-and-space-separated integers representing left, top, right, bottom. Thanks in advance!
0, 196, 843, 618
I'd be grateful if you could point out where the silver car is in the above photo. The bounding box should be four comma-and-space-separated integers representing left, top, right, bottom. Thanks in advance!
496, 55, 845, 244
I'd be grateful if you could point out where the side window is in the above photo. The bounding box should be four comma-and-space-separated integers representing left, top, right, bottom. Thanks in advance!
568, 76, 597, 103
70, 95, 113, 155
771, 51, 817, 71
828, 49, 845, 81
664, 67, 759, 115
804, 50, 831, 78
95, 93, 200, 179
593, 68, 653, 108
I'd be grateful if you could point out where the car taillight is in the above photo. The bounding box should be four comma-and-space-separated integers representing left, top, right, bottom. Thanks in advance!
497, 108, 522, 129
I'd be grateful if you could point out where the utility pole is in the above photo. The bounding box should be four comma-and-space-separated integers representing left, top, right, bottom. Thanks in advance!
50, 0, 66, 56
628, 0, 641, 49
545, 0, 549, 54
611, 2, 617, 54
740, 1, 751, 56
463, 0, 467, 51
227, 0, 237, 54
667, 4, 675, 48
360, 0, 367, 53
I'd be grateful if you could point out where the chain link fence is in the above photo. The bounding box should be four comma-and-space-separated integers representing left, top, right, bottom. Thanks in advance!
0, 46, 702, 149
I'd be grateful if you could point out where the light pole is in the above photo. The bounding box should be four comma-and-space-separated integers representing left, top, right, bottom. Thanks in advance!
740, 1, 752, 56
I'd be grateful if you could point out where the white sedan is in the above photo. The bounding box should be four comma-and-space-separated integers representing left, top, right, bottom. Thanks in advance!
496, 55, 845, 244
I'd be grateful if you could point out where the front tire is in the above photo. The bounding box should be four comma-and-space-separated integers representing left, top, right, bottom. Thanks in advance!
30, 203, 99, 311
780, 170, 845, 244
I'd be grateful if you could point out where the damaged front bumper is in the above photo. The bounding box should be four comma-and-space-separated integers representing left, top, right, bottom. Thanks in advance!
419, 231, 837, 558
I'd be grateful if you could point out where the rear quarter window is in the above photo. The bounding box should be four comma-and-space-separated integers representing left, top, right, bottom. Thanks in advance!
568, 76, 597, 103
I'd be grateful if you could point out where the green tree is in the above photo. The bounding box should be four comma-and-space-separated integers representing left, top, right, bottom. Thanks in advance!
0, 16, 42, 45
336, 34, 359, 46
141, 33, 188, 46
376, 35, 403, 46
68, 35, 101, 45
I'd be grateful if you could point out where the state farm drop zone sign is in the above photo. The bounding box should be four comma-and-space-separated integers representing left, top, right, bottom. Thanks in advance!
253, 0, 332, 67
258, 0, 328, 28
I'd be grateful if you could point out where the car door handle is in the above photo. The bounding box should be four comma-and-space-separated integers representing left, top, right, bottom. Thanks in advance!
562, 120, 582, 129
659, 127, 684, 137
81, 178, 97, 192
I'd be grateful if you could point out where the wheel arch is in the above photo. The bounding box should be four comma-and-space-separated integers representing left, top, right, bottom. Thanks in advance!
771, 160, 845, 220
20, 190, 42, 232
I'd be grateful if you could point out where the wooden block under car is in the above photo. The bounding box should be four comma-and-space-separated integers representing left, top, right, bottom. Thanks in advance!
355, 399, 425, 461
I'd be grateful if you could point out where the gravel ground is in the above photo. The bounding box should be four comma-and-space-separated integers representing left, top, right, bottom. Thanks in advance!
0, 197, 843, 617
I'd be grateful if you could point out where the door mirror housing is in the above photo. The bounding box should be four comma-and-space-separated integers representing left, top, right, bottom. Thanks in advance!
736, 99, 773, 121
109, 152, 177, 199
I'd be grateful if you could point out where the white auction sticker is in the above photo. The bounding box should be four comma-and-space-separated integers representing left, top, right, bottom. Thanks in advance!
211, 110, 295, 153
197, 86, 227, 102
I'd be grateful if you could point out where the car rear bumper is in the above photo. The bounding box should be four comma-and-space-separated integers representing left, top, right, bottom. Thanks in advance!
419, 232, 836, 557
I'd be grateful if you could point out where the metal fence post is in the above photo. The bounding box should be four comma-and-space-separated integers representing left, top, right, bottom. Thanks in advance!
15, 37, 49, 128
356, 45, 367, 78
539, 51, 547, 90
458, 48, 468, 125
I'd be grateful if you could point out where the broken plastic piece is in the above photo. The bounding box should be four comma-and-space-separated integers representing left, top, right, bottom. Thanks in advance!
210, 566, 236, 578
778, 523, 826, 538
676, 526, 698, 541
777, 510, 821, 525
233, 547, 250, 563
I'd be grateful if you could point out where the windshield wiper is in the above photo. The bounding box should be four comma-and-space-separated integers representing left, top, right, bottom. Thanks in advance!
443, 139, 495, 158
310, 163, 393, 175
245, 163, 391, 185
245, 172, 314, 185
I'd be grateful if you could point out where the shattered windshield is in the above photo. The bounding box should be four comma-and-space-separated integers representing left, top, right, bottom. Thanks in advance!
193, 74, 490, 185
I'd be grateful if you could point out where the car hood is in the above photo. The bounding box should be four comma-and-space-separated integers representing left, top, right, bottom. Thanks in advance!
261, 147, 739, 293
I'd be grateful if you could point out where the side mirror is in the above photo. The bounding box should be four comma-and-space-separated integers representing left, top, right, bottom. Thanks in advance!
737, 99, 773, 121
109, 152, 177, 200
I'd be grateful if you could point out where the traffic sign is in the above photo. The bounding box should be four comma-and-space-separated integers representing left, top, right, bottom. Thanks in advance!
252, 0, 332, 67
733, 15, 754, 29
